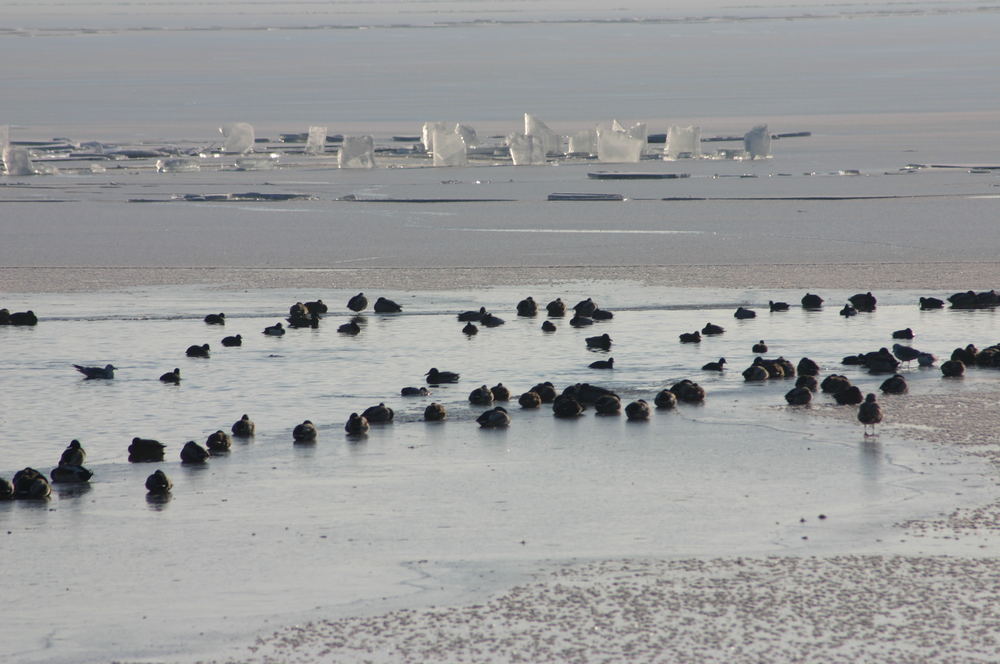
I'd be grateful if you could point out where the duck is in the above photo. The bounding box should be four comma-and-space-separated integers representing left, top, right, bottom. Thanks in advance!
347, 292, 368, 312
530, 382, 558, 402
373, 297, 402, 313
919, 296, 944, 310
159, 368, 181, 384
289, 302, 309, 318
185, 344, 210, 357
625, 399, 651, 421
586, 333, 612, 349
796, 357, 819, 376
180, 441, 210, 463
221, 334, 243, 347
892, 343, 925, 365
654, 389, 678, 409
795, 375, 818, 392
426, 368, 460, 384
546, 298, 566, 317
469, 385, 494, 405
12, 468, 50, 499
204, 313, 225, 325
751, 340, 768, 353
424, 403, 448, 421
541, 320, 557, 332
569, 314, 594, 327
477, 406, 511, 428
50, 464, 93, 483
858, 393, 883, 436
0, 477, 13, 499
591, 308, 614, 320
8, 310, 39, 326
941, 359, 965, 377
702, 358, 726, 371
263, 322, 285, 336
849, 292, 877, 312
145, 470, 172, 495
839, 304, 857, 317
552, 395, 584, 418
594, 394, 622, 415
345, 413, 370, 435
701, 323, 725, 335
305, 299, 328, 315
820, 374, 851, 394
516, 297, 538, 317
669, 379, 705, 403
784, 386, 812, 405
833, 385, 864, 406
879, 374, 908, 395
73, 363, 116, 379
462, 322, 479, 336
734, 307, 756, 319
480, 313, 505, 328
951, 344, 978, 365
518, 391, 542, 409
128, 437, 166, 462
457, 306, 487, 322
679, 331, 701, 343
491, 383, 511, 401
892, 328, 914, 340
769, 300, 790, 312
401, 386, 431, 396
361, 402, 394, 423
292, 420, 317, 442
743, 365, 769, 382
60, 439, 86, 466
206, 430, 232, 452
801, 293, 824, 309
573, 298, 598, 317
287, 311, 319, 329
337, 320, 361, 335
588, 357, 614, 370
231, 414, 255, 437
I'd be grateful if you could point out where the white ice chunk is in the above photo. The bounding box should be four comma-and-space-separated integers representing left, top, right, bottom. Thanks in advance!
455, 124, 478, 150
596, 128, 643, 163
220, 122, 255, 154
568, 129, 598, 156
3, 145, 35, 176
507, 132, 546, 165
305, 126, 327, 155
156, 158, 201, 173
0, 125, 8, 149
524, 113, 560, 156
431, 129, 467, 166
665, 125, 702, 159
338, 135, 375, 169
422, 121, 447, 152
744, 124, 771, 159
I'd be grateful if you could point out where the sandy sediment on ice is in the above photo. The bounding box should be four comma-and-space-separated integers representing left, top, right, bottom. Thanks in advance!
4, 261, 1000, 293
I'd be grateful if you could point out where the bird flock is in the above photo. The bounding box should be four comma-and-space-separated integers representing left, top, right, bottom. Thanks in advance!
3, 287, 999, 501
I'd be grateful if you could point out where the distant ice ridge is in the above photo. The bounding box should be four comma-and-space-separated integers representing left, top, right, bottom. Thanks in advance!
744, 124, 771, 159
339, 136, 375, 169
665, 125, 702, 159
220, 122, 255, 154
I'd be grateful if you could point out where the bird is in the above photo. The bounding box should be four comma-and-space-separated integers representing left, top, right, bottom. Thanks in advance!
743, 365, 768, 381
879, 374, 908, 394
546, 298, 566, 317
491, 383, 511, 401
347, 292, 368, 312
425, 368, 459, 384
74, 363, 116, 379
293, 420, 317, 442
469, 385, 494, 405
424, 403, 447, 421
231, 414, 255, 437
795, 375, 818, 392
289, 302, 308, 318
834, 385, 864, 406
797, 357, 819, 376
785, 386, 812, 405
919, 296, 944, 310
518, 391, 542, 409
589, 357, 614, 369
401, 386, 431, 396
821, 374, 852, 394
801, 293, 824, 309
205, 430, 232, 453
462, 322, 478, 336
734, 307, 756, 319
145, 470, 172, 494
858, 393, 883, 436
480, 313, 505, 328
625, 399, 651, 421
839, 304, 857, 317
159, 368, 181, 384
361, 402, 394, 423
752, 340, 768, 353
204, 313, 225, 325
373, 297, 402, 313
892, 328, 914, 339
769, 300, 790, 312
573, 298, 598, 316
288, 311, 319, 329
941, 360, 965, 377
50, 464, 92, 483
60, 440, 86, 466
654, 389, 677, 409
457, 306, 487, 322
702, 323, 724, 335
530, 382, 557, 402
477, 406, 511, 428
516, 297, 538, 317
338, 320, 361, 335
186, 344, 210, 357
702, 358, 726, 371
892, 343, 925, 365
591, 309, 614, 320
594, 394, 622, 415
12, 468, 51, 499
586, 333, 612, 349
0, 477, 14, 500
305, 300, 327, 315
679, 331, 701, 343
9, 310, 38, 326
221, 334, 243, 347
849, 292, 877, 312
345, 413, 370, 435
128, 437, 165, 462
569, 314, 594, 327
670, 379, 705, 403
263, 322, 285, 336
541, 320, 557, 332
180, 440, 210, 463
552, 395, 584, 418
